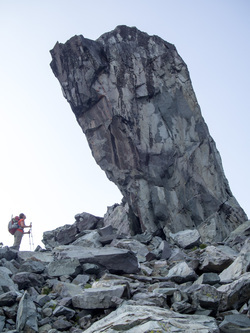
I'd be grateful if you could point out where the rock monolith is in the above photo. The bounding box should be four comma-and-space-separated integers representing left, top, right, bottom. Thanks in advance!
50, 25, 247, 242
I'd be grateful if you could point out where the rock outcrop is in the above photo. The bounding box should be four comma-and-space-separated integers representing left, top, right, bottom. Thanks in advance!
0, 218, 250, 332
50, 25, 247, 242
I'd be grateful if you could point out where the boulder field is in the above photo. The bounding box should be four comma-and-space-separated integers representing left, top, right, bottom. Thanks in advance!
0, 214, 249, 332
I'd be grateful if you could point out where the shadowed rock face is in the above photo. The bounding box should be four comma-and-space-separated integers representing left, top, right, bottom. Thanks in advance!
50, 25, 247, 242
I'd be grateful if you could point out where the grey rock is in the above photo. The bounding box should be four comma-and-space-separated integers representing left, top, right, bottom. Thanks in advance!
52, 317, 72, 331
190, 284, 222, 312
153, 287, 178, 297
0, 258, 19, 275
199, 245, 235, 273
47, 258, 81, 277
36, 294, 51, 307
99, 234, 120, 245
16, 290, 38, 332
50, 25, 247, 243
171, 289, 189, 303
59, 275, 72, 283
133, 232, 153, 244
18, 259, 45, 274
72, 230, 102, 247
159, 240, 172, 260
39, 323, 53, 332
42, 230, 60, 249
168, 247, 186, 263
81, 263, 103, 275
72, 274, 89, 286
56, 224, 78, 245
78, 314, 92, 330
82, 303, 219, 332
113, 238, 149, 262
42, 217, 102, 248
38, 317, 51, 326
92, 278, 131, 299
219, 239, 250, 283
219, 314, 250, 333
53, 305, 75, 320
70, 328, 83, 333
103, 203, 131, 236
58, 297, 72, 307
52, 281, 84, 298
98, 225, 125, 245
143, 236, 163, 260
0, 315, 5, 332
2, 303, 18, 320
172, 301, 195, 314
0, 266, 13, 277
12, 272, 45, 290
0, 247, 17, 261
28, 286, 40, 299
167, 261, 197, 283
152, 259, 168, 276
218, 272, 250, 311
75, 212, 103, 231
225, 220, 250, 247
0, 269, 17, 293
132, 291, 166, 307
194, 273, 220, 286
17, 250, 54, 263
0, 291, 18, 306
170, 229, 201, 249
140, 263, 153, 276
98, 224, 114, 237
42, 307, 53, 317
54, 245, 139, 274
72, 285, 126, 309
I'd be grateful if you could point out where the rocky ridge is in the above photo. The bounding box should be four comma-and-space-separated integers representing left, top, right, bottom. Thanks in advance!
0, 213, 250, 332
2, 25, 249, 333
50, 25, 247, 243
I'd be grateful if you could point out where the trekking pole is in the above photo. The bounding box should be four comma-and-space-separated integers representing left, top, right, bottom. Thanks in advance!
29, 222, 34, 251
29, 230, 31, 250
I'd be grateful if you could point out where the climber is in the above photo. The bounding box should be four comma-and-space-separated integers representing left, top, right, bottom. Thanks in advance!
11, 213, 32, 251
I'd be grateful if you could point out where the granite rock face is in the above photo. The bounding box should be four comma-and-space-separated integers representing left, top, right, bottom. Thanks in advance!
50, 25, 247, 242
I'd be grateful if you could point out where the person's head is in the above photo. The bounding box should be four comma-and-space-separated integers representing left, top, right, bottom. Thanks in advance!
19, 213, 26, 219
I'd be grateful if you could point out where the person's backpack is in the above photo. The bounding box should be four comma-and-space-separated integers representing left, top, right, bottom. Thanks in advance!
8, 216, 20, 235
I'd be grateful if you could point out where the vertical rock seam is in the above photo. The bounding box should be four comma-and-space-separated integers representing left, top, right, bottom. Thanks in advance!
50, 25, 247, 242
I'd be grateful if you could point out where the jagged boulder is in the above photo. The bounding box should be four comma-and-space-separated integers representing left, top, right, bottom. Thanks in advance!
54, 245, 140, 274
217, 272, 250, 311
219, 314, 250, 333
47, 258, 81, 277
42, 212, 103, 249
199, 245, 236, 273
72, 285, 126, 309
50, 25, 247, 242
219, 238, 250, 283
169, 229, 201, 249
167, 261, 198, 283
82, 303, 220, 332
16, 291, 38, 333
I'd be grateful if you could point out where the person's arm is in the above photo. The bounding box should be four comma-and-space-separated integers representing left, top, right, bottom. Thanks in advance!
21, 220, 32, 229
23, 221, 32, 234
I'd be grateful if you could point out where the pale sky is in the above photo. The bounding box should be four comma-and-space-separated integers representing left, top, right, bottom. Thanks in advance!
0, 0, 249, 251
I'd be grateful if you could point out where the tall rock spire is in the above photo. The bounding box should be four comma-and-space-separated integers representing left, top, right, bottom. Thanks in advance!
50, 25, 247, 242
